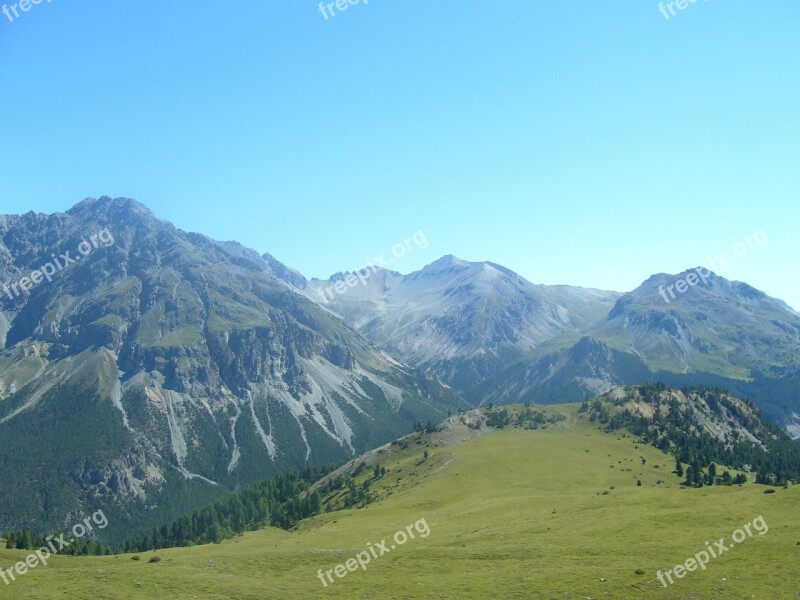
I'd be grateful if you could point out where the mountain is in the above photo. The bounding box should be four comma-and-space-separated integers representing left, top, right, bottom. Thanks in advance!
477, 269, 800, 430
3, 197, 798, 544
307, 257, 800, 432
472, 335, 653, 405
307, 255, 620, 390
0, 197, 463, 543
591, 269, 800, 378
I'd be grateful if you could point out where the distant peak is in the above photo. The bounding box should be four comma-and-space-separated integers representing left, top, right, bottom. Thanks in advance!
681, 266, 720, 280
422, 255, 472, 272
643, 267, 720, 286
433, 254, 465, 264
262, 252, 307, 288
67, 196, 154, 218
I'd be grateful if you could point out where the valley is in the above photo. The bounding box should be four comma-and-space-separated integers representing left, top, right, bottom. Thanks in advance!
3, 401, 798, 598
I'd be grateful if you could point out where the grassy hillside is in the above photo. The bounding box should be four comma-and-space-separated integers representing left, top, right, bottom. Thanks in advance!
2, 404, 798, 599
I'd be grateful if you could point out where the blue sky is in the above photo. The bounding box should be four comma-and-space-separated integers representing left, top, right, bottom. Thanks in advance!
1, 0, 798, 308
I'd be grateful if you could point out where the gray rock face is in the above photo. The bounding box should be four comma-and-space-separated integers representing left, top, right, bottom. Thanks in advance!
309, 258, 800, 434
0, 197, 461, 542
308, 255, 621, 390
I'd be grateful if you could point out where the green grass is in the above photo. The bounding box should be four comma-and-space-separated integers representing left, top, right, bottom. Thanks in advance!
3, 404, 798, 599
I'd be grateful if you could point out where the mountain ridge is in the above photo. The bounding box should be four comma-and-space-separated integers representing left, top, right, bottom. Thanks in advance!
0, 197, 464, 542
2, 196, 798, 542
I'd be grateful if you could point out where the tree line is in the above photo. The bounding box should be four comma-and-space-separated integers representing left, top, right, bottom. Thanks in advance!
4, 465, 338, 555
581, 384, 800, 486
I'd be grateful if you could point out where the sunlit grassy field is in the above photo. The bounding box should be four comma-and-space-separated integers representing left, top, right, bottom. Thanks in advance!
2, 404, 798, 599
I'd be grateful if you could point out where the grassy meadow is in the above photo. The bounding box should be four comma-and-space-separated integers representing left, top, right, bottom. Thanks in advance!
2, 404, 798, 599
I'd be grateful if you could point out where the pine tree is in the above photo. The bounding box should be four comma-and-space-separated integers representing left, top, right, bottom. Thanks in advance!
707, 463, 717, 485
684, 465, 694, 487
309, 491, 322, 515
692, 461, 703, 487
17, 530, 31, 550
208, 523, 223, 544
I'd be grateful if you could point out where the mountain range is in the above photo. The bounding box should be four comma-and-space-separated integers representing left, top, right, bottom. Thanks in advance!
0, 198, 461, 542
302, 251, 800, 434
1, 196, 798, 542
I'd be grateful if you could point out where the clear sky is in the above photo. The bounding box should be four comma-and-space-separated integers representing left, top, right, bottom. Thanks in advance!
1, 1, 798, 308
